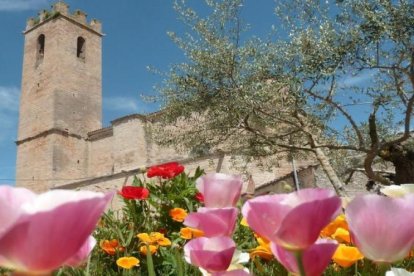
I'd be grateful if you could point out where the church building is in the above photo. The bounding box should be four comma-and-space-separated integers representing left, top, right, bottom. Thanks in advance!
15, 2, 318, 199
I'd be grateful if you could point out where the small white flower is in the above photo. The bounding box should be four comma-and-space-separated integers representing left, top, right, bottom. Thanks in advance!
381, 184, 414, 198
385, 268, 414, 276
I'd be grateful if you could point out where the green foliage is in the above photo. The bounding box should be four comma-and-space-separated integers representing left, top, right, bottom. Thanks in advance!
53, 167, 294, 275
56, 169, 205, 275
154, 0, 310, 161
154, 0, 414, 185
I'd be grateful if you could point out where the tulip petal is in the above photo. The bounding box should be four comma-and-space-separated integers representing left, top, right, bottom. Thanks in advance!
184, 236, 236, 273
0, 190, 113, 272
242, 188, 340, 250
276, 193, 341, 250
64, 236, 97, 266
271, 239, 338, 276
346, 194, 414, 263
184, 207, 238, 237
0, 186, 36, 239
196, 173, 242, 208
241, 194, 290, 241
212, 269, 251, 276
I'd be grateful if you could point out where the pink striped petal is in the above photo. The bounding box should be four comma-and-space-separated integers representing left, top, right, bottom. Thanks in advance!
184, 236, 236, 272
242, 188, 340, 251
241, 194, 291, 240
0, 186, 36, 239
0, 190, 113, 273
212, 269, 251, 276
271, 239, 338, 276
346, 194, 414, 263
64, 236, 96, 266
196, 173, 242, 208
184, 207, 238, 237
276, 194, 341, 250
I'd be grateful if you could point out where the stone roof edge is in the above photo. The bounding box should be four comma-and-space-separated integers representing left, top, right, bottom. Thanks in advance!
87, 126, 113, 141
52, 167, 146, 190
110, 113, 148, 126
24, 13, 104, 37
16, 128, 83, 145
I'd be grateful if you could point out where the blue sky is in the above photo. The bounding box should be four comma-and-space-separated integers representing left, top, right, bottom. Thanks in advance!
0, 0, 277, 184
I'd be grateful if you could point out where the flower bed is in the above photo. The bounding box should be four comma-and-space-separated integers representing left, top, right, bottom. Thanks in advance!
1, 163, 414, 275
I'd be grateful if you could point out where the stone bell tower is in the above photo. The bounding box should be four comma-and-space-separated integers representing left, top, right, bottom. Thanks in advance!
16, 2, 103, 191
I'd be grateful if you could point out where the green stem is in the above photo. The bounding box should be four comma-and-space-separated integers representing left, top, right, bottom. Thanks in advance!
294, 251, 306, 276
85, 252, 92, 276
146, 244, 156, 276
377, 262, 391, 275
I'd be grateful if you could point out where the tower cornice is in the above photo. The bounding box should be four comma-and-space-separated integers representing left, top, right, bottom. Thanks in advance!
24, 13, 104, 37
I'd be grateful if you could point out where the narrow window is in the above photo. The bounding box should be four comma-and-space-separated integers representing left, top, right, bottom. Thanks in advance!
37, 34, 45, 61
77, 36, 85, 60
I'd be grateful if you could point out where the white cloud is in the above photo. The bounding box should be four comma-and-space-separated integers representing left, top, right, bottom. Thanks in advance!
0, 0, 48, 11
0, 86, 19, 143
103, 96, 140, 113
0, 86, 19, 112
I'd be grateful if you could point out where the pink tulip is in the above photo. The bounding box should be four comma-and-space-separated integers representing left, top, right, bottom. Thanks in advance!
196, 173, 242, 208
271, 239, 338, 276
0, 187, 113, 274
184, 207, 238, 237
346, 194, 414, 263
242, 188, 341, 251
184, 236, 236, 273
0, 186, 36, 239
64, 236, 97, 266
212, 269, 251, 276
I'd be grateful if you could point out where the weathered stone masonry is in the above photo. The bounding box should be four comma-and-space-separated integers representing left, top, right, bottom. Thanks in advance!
15, 2, 318, 201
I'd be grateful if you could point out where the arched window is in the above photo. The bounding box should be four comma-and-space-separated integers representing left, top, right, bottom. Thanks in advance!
37, 34, 45, 61
77, 36, 85, 60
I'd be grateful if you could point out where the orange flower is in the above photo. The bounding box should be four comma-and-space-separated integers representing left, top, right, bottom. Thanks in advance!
137, 232, 171, 247
154, 236, 171, 247
100, 239, 124, 255
180, 227, 205, 239
250, 234, 273, 260
169, 208, 188, 222
137, 233, 152, 244
116, 256, 140, 269
332, 227, 351, 244
240, 217, 249, 227
250, 245, 273, 261
320, 214, 348, 238
332, 244, 364, 268
139, 244, 158, 255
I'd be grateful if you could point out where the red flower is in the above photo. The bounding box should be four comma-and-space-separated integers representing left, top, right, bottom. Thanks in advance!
147, 162, 185, 179
158, 228, 168, 235
118, 186, 149, 200
195, 192, 204, 203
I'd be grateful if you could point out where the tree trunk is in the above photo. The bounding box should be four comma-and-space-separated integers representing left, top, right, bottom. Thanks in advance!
380, 143, 414, 184
393, 158, 414, 184
314, 147, 348, 196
